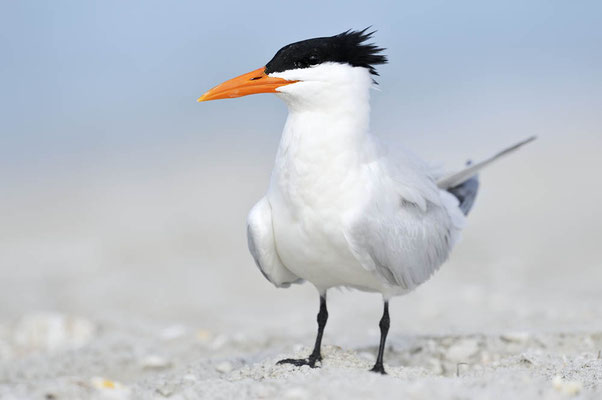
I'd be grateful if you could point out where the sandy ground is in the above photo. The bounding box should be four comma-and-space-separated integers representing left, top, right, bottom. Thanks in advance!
1, 136, 602, 399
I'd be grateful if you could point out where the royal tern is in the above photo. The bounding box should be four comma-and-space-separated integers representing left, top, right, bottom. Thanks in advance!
198, 29, 535, 374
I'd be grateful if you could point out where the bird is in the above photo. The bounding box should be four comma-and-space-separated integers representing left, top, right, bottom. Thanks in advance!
198, 28, 535, 374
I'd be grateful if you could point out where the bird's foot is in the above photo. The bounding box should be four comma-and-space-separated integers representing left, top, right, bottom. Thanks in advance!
277, 354, 322, 368
370, 362, 387, 375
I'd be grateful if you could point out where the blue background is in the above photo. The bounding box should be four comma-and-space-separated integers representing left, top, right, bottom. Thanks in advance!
2, 0, 601, 182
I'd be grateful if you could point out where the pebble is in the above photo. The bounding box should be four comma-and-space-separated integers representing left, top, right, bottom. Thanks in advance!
215, 361, 233, 373
182, 374, 198, 382
500, 332, 530, 344
13, 313, 95, 353
91, 377, 121, 390
90, 377, 131, 399
156, 382, 176, 397
141, 355, 171, 369
197, 329, 213, 342
519, 354, 535, 366
160, 325, 188, 340
283, 387, 309, 400
552, 376, 583, 395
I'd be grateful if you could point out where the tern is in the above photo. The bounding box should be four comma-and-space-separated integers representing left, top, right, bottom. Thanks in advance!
198, 29, 534, 374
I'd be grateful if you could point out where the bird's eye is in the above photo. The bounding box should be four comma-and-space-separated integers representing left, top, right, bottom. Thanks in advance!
294, 60, 307, 69
308, 55, 320, 65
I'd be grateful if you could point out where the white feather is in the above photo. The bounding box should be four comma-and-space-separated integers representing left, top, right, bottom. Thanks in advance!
247, 197, 302, 287
244, 64, 467, 297
247, 63, 534, 298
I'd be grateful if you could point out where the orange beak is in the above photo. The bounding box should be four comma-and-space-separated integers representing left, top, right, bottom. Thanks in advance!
197, 67, 297, 102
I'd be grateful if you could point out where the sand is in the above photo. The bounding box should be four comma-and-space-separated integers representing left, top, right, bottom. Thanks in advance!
1, 137, 601, 399
2, 312, 601, 399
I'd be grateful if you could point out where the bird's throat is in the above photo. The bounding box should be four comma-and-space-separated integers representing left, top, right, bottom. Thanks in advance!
270, 103, 374, 211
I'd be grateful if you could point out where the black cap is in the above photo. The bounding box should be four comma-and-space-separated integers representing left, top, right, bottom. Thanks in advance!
265, 28, 387, 77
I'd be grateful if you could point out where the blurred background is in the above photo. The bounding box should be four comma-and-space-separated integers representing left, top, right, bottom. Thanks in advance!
1, 0, 601, 340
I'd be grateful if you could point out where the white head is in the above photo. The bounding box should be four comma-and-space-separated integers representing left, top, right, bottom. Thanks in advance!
198, 29, 387, 113
270, 63, 375, 112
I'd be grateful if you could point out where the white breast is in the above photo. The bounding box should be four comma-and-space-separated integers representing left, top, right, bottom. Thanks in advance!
266, 99, 386, 292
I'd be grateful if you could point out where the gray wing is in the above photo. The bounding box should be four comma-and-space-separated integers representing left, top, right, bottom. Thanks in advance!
345, 189, 464, 291
344, 145, 466, 292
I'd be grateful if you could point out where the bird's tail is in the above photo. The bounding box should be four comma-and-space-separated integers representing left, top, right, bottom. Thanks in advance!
437, 136, 536, 189
437, 136, 536, 215
447, 171, 479, 215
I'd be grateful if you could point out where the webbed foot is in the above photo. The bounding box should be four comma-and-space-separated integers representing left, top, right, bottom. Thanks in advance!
369, 362, 387, 374
277, 355, 321, 368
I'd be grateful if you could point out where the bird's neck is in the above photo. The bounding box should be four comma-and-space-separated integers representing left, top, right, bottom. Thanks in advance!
276, 82, 373, 163
270, 87, 376, 207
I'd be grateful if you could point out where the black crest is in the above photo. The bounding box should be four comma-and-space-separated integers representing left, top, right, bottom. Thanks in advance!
265, 28, 388, 76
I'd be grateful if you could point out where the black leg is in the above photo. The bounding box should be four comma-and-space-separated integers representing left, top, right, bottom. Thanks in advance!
370, 300, 390, 374
278, 293, 328, 368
